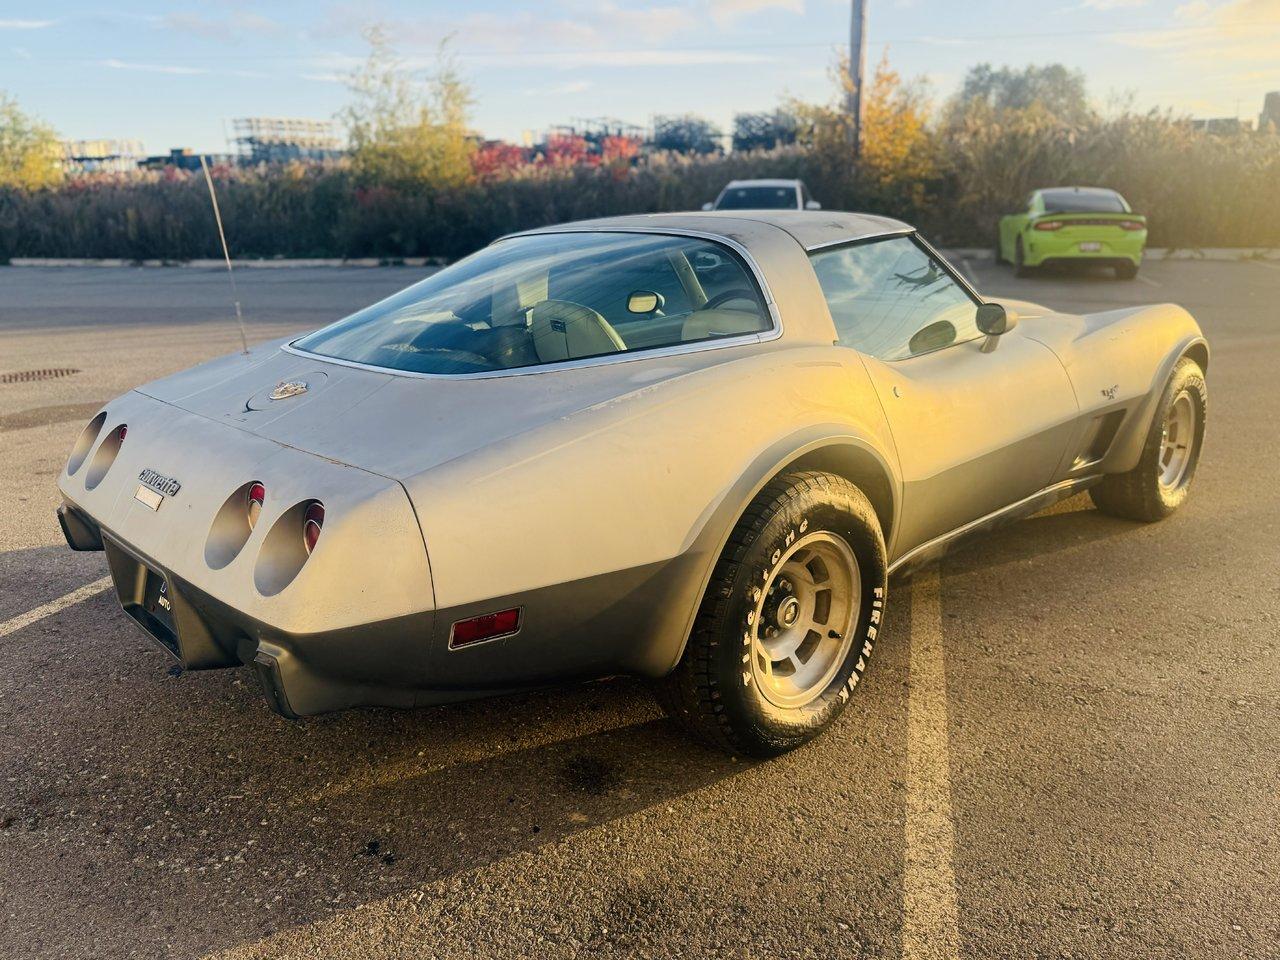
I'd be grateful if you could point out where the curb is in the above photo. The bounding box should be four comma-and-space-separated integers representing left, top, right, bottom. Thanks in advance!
945, 247, 1280, 262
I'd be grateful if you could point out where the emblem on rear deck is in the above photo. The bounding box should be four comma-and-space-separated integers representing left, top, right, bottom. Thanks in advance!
269, 380, 309, 401
138, 468, 182, 498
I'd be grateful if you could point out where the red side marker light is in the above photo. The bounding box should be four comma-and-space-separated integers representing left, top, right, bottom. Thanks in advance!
302, 501, 324, 554
450, 608, 521, 648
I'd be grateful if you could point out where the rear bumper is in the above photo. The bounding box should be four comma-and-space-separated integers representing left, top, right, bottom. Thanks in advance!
59, 500, 435, 717
1024, 233, 1145, 266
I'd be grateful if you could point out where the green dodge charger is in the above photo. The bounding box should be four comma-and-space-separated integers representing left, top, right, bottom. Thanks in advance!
998, 186, 1147, 280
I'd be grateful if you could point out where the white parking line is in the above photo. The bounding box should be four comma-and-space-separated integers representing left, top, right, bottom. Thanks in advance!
1134, 273, 1161, 288
1252, 259, 1280, 271
0, 576, 113, 639
902, 567, 961, 960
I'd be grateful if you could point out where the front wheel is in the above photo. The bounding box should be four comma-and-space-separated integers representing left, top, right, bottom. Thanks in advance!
654, 471, 888, 757
1090, 357, 1206, 522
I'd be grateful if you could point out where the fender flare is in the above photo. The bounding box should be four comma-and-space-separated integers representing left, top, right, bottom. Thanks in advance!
1102, 333, 1210, 475
656, 424, 900, 676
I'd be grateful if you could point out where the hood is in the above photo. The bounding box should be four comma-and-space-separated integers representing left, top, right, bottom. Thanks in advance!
135, 338, 761, 481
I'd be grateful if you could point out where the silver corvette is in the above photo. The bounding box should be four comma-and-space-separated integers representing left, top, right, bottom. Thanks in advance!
57, 212, 1208, 756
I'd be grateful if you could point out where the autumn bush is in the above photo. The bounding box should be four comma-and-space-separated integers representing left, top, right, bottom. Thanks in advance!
1, 52, 1276, 261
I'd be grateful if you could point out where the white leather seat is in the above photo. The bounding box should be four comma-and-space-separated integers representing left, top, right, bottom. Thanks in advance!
529, 300, 626, 363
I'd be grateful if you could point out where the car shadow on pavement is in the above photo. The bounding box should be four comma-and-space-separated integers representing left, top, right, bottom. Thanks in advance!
933, 494, 1141, 578
0, 582, 745, 958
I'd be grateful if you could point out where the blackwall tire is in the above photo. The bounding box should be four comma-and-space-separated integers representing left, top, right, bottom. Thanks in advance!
653, 471, 888, 758
1090, 357, 1207, 522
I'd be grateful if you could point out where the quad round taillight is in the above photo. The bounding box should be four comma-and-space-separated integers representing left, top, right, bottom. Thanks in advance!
302, 501, 324, 554
246, 482, 266, 530
116, 425, 127, 441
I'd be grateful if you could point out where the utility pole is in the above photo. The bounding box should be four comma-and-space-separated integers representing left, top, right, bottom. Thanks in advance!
848, 0, 867, 155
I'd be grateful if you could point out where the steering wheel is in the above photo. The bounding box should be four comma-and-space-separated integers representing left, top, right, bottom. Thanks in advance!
701, 288, 758, 311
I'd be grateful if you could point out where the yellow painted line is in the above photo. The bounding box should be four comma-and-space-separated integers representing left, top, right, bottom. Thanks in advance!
0, 576, 113, 639
902, 567, 961, 960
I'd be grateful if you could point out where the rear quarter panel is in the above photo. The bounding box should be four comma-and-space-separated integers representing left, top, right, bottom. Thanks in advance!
403, 346, 898, 685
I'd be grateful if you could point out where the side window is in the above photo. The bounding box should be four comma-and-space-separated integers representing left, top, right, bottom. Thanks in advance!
809, 236, 982, 361
799, 183, 811, 207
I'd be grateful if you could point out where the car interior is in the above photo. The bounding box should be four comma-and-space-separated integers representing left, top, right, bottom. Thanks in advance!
301, 235, 774, 374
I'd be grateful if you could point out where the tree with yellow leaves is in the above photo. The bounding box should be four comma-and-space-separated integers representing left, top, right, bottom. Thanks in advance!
340, 26, 474, 188
0, 93, 62, 190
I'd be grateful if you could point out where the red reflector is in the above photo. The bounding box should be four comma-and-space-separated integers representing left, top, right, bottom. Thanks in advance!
116, 425, 128, 441
451, 608, 521, 648
1033, 220, 1064, 231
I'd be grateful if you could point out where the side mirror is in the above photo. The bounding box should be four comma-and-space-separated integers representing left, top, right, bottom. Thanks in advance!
701, 202, 714, 211
627, 290, 664, 315
804, 200, 822, 210
976, 302, 1018, 352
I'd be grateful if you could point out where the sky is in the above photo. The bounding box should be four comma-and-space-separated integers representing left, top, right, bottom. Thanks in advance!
2, 0, 1278, 154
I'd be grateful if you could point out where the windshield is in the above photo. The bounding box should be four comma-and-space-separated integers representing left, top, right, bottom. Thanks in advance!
1040, 189, 1127, 213
715, 185, 799, 210
293, 232, 772, 375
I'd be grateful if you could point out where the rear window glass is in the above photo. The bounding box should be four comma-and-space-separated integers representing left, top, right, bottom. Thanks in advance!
294, 232, 772, 375
1040, 190, 1127, 213
716, 186, 799, 210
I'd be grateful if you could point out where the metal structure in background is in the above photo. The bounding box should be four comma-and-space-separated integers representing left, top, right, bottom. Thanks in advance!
61, 139, 146, 175
848, 0, 867, 154
231, 117, 343, 165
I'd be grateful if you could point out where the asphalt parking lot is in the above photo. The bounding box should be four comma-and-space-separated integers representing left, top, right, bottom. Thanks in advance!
1, 257, 1277, 959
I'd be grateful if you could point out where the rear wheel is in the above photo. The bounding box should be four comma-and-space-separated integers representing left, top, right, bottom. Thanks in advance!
1091, 357, 1206, 522
1014, 237, 1033, 278
654, 471, 887, 757
1114, 261, 1139, 280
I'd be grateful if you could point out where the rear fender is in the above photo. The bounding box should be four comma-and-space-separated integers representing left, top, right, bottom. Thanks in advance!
658, 427, 899, 676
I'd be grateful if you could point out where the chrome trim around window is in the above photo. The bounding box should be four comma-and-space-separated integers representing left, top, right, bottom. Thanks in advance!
284, 226, 785, 381
803, 226, 914, 253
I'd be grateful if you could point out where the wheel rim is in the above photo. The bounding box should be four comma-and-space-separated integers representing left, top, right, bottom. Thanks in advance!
1159, 390, 1196, 490
749, 531, 860, 709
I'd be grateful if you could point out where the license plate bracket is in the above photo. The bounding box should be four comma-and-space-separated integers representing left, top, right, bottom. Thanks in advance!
1079, 241, 1102, 252
137, 564, 179, 656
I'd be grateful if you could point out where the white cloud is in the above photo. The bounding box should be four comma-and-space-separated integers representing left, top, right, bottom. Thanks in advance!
463, 49, 775, 68
706, 0, 805, 25
1119, 0, 1280, 61
1080, 0, 1149, 8
162, 11, 283, 41
524, 79, 593, 96
0, 19, 55, 30
101, 58, 210, 76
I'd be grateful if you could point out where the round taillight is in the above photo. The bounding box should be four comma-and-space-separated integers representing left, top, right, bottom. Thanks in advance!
302, 502, 324, 554
246, 482, 266, 529
116, 425, 128, 441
